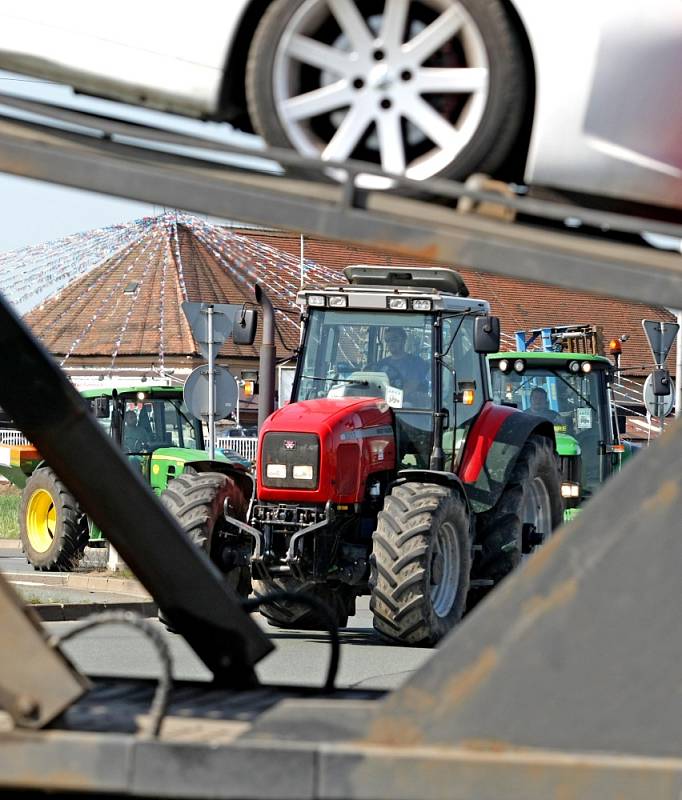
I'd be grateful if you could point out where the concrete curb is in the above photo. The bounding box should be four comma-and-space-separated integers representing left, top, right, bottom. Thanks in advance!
3, 571, 151, 598
32, 600, 158, 622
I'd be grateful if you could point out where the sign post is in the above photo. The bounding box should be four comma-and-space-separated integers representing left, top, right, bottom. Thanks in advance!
182, 302, 242, 457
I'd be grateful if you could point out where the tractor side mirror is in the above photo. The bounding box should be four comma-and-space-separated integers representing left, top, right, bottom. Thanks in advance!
93, 396, 110, 418
474, 315, 501, 353
233, 308, 258, 346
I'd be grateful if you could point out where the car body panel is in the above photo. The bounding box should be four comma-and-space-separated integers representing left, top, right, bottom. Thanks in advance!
0, 0, 679, 210
514, 0, 682, 210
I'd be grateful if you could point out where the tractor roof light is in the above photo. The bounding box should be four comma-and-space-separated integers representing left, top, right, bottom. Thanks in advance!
497, 358, 510, 373
581, 362, 592, 373
513, 358, 525, 373
568, 360, 581, 373
328, 295, 348, 308
387, 297, 408, 310
412, 298, 432, 311
307, 294, 326, 307
608, 338, 623, 355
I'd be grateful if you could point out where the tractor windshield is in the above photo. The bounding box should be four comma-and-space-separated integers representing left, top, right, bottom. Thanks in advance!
294, 310, 433, 409
104, 394, 199, 454
490, 366, 608, 496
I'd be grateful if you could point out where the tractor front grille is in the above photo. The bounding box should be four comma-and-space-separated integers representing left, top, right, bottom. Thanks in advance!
261, 432, 320, 490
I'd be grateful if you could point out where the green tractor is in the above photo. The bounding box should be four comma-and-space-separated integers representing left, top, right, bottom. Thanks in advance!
0, 385, 253, 575
488, 352, 636, 519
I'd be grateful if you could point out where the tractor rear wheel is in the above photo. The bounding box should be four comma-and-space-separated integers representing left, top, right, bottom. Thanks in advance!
471, 434, 563, 602
20, 468, 88, 571
253, 576, 355, 630
160, 472, 251, 597
370, 482, 470, 646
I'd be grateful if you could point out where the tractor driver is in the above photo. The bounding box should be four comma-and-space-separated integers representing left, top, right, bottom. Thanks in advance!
372, 327, 429, 397
123, 409, 150, 451
529, 387, 559, 423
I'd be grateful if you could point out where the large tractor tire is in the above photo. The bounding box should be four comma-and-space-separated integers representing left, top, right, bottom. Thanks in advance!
472, 434, 563, 597
370, 482, 471, 646
253, 575, 355, 631
160, 472, 251, 597
20, 468, 88, 571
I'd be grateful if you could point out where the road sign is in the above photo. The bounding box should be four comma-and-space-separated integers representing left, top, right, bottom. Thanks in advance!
184, 365, 238, 421
643, 372, 675, 418
642, 319, 679, 366
182, 302, 239, 361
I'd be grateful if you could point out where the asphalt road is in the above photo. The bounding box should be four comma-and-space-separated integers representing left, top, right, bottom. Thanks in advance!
2, 541, 435, 690
45, 597, 434, 691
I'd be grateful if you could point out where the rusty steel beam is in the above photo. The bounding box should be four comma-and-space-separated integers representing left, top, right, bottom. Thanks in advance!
0, 572, 89, 728
0, 105, 680, 310
0, 295, 273, 685
367, 417, 682, 761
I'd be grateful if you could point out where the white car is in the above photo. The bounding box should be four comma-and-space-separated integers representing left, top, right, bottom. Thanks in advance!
0, 0, 680, 214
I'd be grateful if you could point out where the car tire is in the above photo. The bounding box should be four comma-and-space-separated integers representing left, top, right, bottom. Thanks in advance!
246, 0, 527, 185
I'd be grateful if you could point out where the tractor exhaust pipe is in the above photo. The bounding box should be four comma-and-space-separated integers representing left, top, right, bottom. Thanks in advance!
255, 284, 276, 430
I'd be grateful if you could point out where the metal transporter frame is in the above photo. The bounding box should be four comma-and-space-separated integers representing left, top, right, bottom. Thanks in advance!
1, 94, 682, 799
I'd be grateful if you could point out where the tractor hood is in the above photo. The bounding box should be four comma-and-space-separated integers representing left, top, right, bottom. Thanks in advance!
554, 432, 581, 457
257, 397, 396, 504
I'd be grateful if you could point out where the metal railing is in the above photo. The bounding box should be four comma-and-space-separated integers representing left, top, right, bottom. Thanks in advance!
0, 429, 29, 446
1, 428, 260, 462
216, 437, 258, 462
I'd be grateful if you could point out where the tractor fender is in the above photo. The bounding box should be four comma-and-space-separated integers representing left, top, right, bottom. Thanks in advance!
184, 460, 255, 520
459, 402, 556, 514
392, 469, 471, 514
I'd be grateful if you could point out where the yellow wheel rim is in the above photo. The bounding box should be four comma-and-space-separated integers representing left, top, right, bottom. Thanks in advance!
26, 489, 57, 553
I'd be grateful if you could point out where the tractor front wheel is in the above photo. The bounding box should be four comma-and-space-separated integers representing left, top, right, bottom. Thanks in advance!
370, 482, 471, 646
160, 472, 251, 597
20, 468, 88, 571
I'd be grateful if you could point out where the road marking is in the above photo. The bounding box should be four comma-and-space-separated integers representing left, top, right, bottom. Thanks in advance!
10, 580, 49, 587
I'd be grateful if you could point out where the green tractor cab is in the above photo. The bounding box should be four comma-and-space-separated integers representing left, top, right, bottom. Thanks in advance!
2, 385, 251, 571
488, 351, 634, 519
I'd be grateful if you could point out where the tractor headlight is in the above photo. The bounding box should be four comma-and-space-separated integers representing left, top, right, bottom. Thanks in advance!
412, 298, 432, 311
561, 481, 581, 499
497, 358, 510, 373
513, 359, 525, 373
581, 362, 592, 373
387, 297, 408, 310
266, 464, 287, 479
292, 465, 314, 480
568, 360, 581, 373
307, 295, 326, 307
328, 295, 348, 308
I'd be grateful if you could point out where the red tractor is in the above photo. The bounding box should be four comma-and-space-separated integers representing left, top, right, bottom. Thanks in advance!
174, 266, 563, 646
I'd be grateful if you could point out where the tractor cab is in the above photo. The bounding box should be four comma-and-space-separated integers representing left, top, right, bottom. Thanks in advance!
488, 352, 625, 502
292, 265, 497, 470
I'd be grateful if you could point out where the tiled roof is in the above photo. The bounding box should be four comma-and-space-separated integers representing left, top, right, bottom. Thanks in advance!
239, 229, 676, 376
13, 214, 676, 378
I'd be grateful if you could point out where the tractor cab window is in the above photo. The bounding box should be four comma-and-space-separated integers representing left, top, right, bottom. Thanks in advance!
120, 395, 197, 453
440, 315, 485, 470
295, 310, 433, 410
490, 366, 607, 495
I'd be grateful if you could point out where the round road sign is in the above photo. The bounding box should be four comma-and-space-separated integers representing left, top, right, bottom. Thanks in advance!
183, 365, 238, 420
643, 373, 675, 418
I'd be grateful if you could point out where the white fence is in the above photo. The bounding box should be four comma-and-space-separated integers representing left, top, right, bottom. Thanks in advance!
0, 430, 30, 446
0, 429, 259, 462
217, 437, 258, 462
